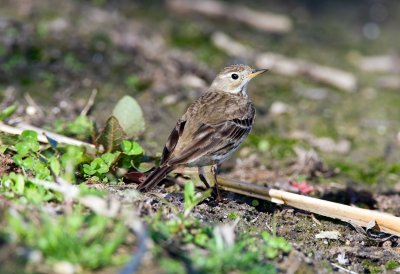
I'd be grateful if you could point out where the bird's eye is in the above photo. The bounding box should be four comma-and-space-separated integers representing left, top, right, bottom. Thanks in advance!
231, 73, 239, 80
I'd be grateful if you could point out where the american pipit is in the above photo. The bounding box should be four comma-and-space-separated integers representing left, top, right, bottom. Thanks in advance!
137, 64, 267, 192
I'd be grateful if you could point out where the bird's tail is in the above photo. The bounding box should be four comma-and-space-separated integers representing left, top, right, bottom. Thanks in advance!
137, 165, 174, 192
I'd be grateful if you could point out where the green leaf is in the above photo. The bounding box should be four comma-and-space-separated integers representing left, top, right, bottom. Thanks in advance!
60, 145, 85, 182
12, 154, 23, 166
20, 156, 35, 169
112, 96, 145, 138
10, 172, 25, 194
15, 142, 30, 156
66, 115, 94, 138
183, 181, 211, 216
96, 116, 127, 152
15, 130, 39, 156
0, 144, 7, 154
184, 181, 196, 212
125, 75, 140, 89
194, 233, 209, 247
92, 158, 108, 173
20, 130, 39, 143
49, 157, 61, 176
61, 146, 85, 167
0, 105, 16, 121
251, 199, 260, 207
101, 152, 120, 167
32, 161, 50, 180
83, 163, 96, 176
121, 140, 144, 156
266, 248, 278, 259
83, 157, 110, 177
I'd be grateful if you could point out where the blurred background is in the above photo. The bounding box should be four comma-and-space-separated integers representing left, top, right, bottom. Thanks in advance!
1, 0, 399, 189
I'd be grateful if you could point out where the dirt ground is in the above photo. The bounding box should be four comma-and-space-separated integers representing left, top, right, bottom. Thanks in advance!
100, 179, 400, 273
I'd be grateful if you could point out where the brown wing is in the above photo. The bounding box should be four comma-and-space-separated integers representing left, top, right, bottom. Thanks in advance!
167, 114, 254, 166
160, 119, 186, 165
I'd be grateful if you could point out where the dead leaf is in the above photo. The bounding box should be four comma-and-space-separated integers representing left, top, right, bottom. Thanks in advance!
96, 116, 127, 152
124, 171, 147, 184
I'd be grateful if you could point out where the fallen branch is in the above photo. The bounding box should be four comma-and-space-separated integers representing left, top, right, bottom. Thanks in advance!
0, 122, 96, 152
211, 32, 357, 92
174, 167, 400, 237
217, 176, 400, 237
167, 0, 292, 33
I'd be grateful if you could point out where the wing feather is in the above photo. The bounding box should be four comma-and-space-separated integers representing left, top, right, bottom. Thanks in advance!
168, 116, 254, 166
160, 120, 186, 165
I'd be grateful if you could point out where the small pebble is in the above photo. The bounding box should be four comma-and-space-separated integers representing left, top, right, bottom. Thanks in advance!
26, 106, 37, 115
28, 250, 42, 263
53, 261, 75, 274
269, 101, 292, 116
82, 78, 92, 87
382, 240, 392, 248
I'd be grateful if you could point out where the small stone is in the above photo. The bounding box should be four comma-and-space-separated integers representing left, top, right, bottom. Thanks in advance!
51, 107, 61, 114
394, 182, 400, 192
53, 261, 75, 274
382, 240, 392, 248
48, 18, 69, 33
181, 74, 207, 89
269, 101, 292, 116
59, 100, 69, 109
82, 78, 92, 87
28, 250, 42, 264
337, 252, 348, 265
25, 106, 37, 115
162, 94, 182, 105
315, 230, 341, 240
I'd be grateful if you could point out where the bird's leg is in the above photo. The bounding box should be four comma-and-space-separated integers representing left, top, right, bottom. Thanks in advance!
211, 164, 222, 202
198, 166, 211, 189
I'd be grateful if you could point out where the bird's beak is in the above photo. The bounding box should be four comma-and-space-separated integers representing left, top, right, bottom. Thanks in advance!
247, 69, 268, 80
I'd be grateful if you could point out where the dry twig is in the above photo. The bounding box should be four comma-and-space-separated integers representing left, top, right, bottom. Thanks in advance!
0, 122, 96, 152
175, 167, 400, 237
80, 89, 98, 116
216, 176, 400, 237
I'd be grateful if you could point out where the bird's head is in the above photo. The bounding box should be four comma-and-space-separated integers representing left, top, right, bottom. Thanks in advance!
210, 64, 268, 96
